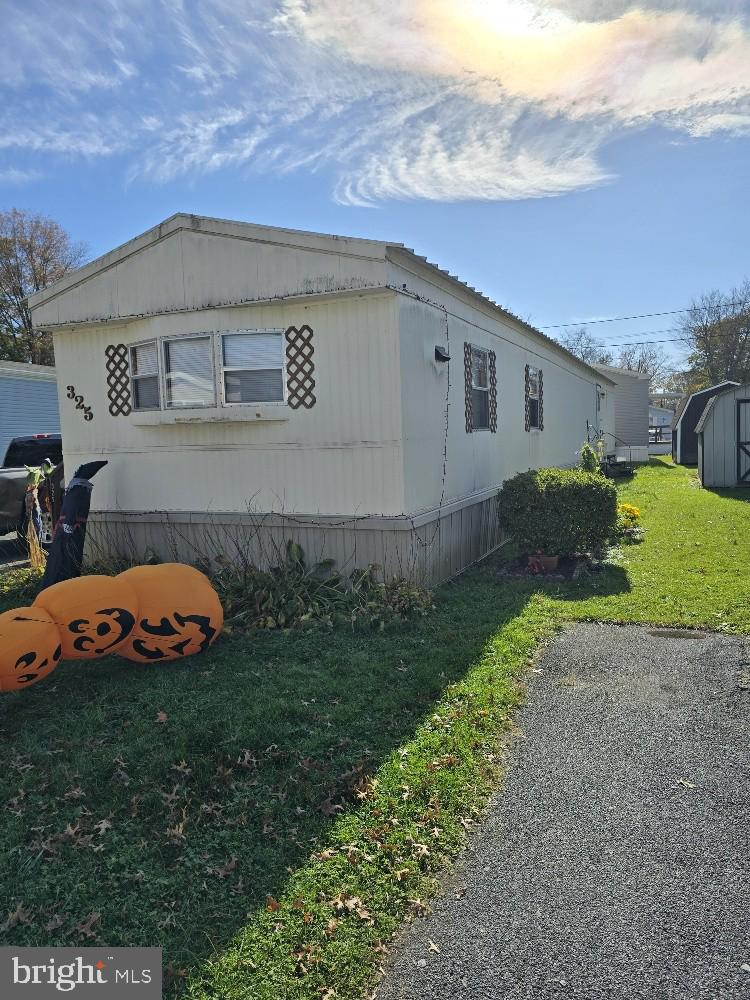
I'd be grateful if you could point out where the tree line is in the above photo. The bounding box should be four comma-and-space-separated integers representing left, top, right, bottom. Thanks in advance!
1, 206, 748, 395
555, 284, 750, 393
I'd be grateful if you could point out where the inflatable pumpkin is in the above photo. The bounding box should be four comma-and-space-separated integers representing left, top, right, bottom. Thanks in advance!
115, 563, 223, 663
33, 575, 138, 660
0, 607, 63, 691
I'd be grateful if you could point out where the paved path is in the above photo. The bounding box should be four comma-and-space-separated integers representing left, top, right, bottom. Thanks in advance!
377, 624, 750, 1000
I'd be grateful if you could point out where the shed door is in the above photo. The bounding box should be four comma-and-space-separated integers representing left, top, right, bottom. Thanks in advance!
738, 400, 750, 484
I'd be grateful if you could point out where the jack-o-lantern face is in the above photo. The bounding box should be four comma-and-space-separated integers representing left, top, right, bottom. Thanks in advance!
0, 607, 63, 691
33, 576, 139, 661
115, 564, 223, 663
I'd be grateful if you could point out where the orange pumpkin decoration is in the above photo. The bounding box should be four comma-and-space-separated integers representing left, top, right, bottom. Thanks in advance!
115, 564, 223, 663
33, 575, 139, 660
0, 607, 63, 691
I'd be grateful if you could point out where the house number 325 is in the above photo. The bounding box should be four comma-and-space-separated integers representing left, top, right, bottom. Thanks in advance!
66, 385, 94, 421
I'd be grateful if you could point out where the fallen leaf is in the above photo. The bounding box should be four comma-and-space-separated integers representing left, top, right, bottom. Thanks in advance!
266, 896, 281, 912
75, 912, 100, 939
45, 914, 65, 932
427, 939, 441, 954
155, 711, 168, 724
1, 903, 33, 932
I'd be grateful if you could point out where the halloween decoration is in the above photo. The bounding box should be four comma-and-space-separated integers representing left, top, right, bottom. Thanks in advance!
116, 564, 223, 663
0, 607, 63, 691
33, 574, 138, 660
24, 462, 55, 571
40, 460, 108, 591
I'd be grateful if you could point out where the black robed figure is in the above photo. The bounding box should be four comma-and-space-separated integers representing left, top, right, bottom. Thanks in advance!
39, 461, 108, 592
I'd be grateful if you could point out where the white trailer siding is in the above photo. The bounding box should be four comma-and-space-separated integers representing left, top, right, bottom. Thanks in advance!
31, 214, 614, 583
395, 278, 612, 514
697, 384, 750, 488
52, 291, 405, 517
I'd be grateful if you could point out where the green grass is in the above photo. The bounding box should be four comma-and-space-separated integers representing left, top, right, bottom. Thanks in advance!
1, 458, 748, 998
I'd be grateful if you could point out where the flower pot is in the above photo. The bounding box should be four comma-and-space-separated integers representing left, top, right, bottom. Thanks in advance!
528, 553, 560, 574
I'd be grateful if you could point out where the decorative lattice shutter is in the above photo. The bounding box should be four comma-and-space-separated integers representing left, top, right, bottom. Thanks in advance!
538, 369, 544, 431
464, 342, 473, 432
489, 350, 497, 433
524, 364, 530, 431
285, 325, 316, 409
105, 344, 132, 416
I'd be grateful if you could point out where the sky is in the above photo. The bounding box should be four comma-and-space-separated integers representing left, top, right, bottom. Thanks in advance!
2, 0, 750, 373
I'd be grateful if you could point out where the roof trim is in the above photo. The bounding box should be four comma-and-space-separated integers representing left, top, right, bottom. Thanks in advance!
27, 213, 392, 311
0, 360, 56, 381
594, 363, 651, 381
694, 396, 717, 434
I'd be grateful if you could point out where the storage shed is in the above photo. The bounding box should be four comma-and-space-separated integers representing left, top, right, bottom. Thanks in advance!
696, 383, 750, 487
594, 364, 650, 462
0, 361, 61, 462
28, 213, 614, 584
672, 381, 739, 465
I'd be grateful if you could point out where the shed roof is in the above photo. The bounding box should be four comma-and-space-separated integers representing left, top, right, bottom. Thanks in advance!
594, 363, 651, 381
27, 213, 613, 386
695, 381, 750, 433
674, 380, 740, 431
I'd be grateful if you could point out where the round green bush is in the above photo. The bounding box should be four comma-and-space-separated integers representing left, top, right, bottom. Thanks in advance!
497, 467, 618, 557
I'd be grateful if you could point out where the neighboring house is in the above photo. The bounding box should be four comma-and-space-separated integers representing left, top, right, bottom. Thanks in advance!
594, 364, 650, 463
696, 383, 750, 487
0, 361, 61, 462
672, 381, 739, 465
649, 404, 673, 455
28, 213, 615, 584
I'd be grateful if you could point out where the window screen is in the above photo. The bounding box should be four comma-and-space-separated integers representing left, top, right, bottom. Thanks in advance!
164, 336, 215, 408
222, 331, 284, 404
470, 347, 489, 430
130, 341, 160, 410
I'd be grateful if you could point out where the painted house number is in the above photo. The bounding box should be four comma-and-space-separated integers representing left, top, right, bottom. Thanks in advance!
66, 385, 94, 421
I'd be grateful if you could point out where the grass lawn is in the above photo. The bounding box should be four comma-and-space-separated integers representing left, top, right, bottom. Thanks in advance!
0, 458, 748, 998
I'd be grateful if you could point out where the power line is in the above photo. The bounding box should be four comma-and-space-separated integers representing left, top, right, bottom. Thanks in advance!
540, 298, 749, 329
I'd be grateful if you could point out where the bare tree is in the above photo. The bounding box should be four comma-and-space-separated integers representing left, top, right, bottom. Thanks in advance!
0, 208, 87, 365
615, 344, 670, 387
679, 280, 750, 388
557, 326, 613, 366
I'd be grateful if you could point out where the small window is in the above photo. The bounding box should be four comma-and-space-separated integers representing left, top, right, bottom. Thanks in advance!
470, 346, 490, 430
527, 366, 540, 429
130, 341, 160, 410
164, 336, 216, 408
222, 331, 284, 404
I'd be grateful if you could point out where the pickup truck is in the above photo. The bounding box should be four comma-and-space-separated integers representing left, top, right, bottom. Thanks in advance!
0, 434, 63, 540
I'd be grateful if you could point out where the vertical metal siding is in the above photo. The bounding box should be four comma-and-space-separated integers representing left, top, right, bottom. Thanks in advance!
0, 375, 61, 463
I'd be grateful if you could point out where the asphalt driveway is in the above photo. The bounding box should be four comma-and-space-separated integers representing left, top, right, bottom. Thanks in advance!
376, 624, 750, 1000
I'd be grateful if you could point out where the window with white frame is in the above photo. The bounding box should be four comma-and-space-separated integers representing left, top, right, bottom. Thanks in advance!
128, 330, 287, 412
527, 366, 541, 429
470, 346, 490, 430
164, 335, 216, 408
222, 331, 285, 404
130, 341, 160, 410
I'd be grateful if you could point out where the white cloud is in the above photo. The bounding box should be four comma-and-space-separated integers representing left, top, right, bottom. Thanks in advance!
0, 167, 42, 185
0, 0, 748, 204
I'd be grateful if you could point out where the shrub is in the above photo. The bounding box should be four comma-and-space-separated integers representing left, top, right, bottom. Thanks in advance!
497, 467, 618, 557
578, 441, 601, 474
